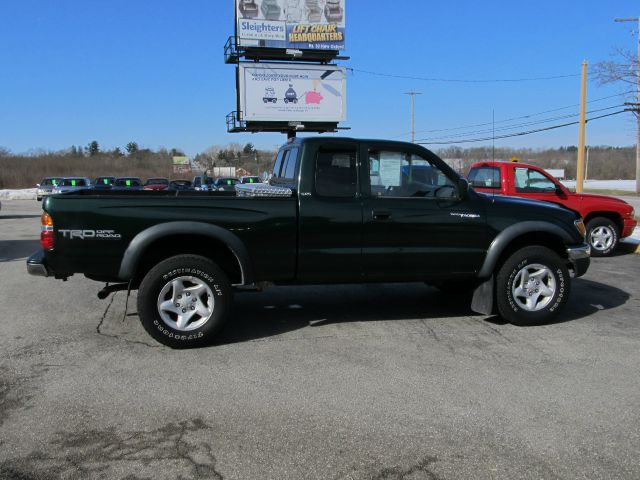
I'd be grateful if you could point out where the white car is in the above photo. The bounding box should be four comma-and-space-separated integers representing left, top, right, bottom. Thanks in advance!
36, 177, 64, 201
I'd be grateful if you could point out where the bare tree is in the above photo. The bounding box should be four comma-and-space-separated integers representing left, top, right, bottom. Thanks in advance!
594, 19, 640, 193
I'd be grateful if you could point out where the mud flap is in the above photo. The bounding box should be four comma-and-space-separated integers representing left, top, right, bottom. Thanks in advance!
471, 275, 494, 315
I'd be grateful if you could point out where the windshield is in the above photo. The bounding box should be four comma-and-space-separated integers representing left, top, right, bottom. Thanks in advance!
41, 178, 63, 186
217, 178, 239, 186
145, 178, 169, 185
115, 178, 142, 187
61, 178, 87, 187
95, 177, 114, 185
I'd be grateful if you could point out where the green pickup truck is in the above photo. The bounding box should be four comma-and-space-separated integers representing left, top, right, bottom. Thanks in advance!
27, 137, 591, 347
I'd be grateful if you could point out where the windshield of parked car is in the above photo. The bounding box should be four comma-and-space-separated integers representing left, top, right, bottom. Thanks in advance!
95, 177, 114, 185
115, 178, 142, 187
217, 178, 239, 186
61, 178, 88, 187
145, 178, 169, 185
41, 178, 63, 186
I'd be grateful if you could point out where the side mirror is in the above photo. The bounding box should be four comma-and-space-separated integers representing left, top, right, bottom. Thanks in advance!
458, 178, 469, 199
555, 184, 564, 196
36, 184, 40, 188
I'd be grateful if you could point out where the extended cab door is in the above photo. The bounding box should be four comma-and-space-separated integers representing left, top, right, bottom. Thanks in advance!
360, 142, 488, 281
297, 141, 364, 282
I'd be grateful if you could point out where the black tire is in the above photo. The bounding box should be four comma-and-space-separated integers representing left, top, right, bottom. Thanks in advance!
36, 196, 42, 202
496, 246, 570, 326
137, 255, 232, 348
586, 217, 619, 257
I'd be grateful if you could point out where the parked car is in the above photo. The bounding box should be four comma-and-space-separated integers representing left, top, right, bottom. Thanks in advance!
28, 137, 591, 347
168, 180, 193, 191
52, 177, 91, 195
192, 176, 215, 192
239, 176, 264, 184
261, 0, 281, 20
144, 178, 170, 191
36, 177, 64, 201
212, 177, 240, 192
468, 161, 637, 256
93, 176, 116, 190
238, 0, 259, 18
324, 0, 343, 23
112, 177, 143, 190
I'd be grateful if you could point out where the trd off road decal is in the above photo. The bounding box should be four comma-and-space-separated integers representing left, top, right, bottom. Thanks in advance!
59, 229, 122, 240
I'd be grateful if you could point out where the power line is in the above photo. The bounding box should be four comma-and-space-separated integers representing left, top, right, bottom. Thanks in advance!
415, 105, 625, 142
347, 67, 582, 83
392, 91, 635, 139
416, 110, 628, 145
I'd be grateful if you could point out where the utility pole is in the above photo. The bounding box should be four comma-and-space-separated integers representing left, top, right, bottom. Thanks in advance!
405, 91, 422, 143
576, 61, 588, 193
614, 17, 640, 193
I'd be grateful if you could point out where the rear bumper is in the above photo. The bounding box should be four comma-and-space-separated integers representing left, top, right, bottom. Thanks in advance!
26, 250, 50, 277
566, 244, 590, 278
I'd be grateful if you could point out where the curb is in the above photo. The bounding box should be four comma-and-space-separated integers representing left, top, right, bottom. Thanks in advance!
619, 242, 640, 255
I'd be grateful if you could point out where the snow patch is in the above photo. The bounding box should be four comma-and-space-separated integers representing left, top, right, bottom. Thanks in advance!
561, 180, 636, 192
0, 188, 37, 200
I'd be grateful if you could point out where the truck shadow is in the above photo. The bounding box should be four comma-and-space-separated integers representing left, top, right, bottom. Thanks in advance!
215, 279, 630, 344
485, 277, 631, 326
0, 239, 40, 262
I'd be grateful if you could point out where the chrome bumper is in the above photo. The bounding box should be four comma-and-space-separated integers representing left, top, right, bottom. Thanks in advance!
566, 243, 590, 278
567, 244, 591, 260
27, 251, 49, 277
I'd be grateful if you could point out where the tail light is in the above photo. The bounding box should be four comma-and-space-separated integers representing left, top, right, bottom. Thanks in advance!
41, 212, 55, 250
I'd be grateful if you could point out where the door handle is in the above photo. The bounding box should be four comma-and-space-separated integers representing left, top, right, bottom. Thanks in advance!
372, 209, 391, 220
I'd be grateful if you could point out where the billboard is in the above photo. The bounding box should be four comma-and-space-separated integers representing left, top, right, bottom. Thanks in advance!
236, 0, 346, 51
172, 156, 189, 165
238, 62, 346, 123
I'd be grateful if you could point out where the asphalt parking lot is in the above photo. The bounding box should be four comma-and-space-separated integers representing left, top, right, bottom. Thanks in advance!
1, 199, 639, 480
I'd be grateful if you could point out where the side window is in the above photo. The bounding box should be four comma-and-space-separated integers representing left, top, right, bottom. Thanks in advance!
514, 168, 556, 193
315, 148, 357, 198
369, 150, 455, 198
272, 149, 286, 179
468, 167, 500, 188
283, 147, 299, 180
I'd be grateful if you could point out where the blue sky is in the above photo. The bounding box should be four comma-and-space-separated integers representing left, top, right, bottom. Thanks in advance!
0, 0, 638, 155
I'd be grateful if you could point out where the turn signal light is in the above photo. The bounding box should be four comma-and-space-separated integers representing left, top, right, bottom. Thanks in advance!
40, 212, 54, 250
41, 212, 53, 226
574, 219, 586, 238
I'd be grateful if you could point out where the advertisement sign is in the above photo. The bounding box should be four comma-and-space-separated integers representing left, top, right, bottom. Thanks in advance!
238, 63, 346, 122
236, 0, 346, 51
172, 156, 189, 165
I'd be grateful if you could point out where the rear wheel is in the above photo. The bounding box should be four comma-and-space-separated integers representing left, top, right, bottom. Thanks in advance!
137, 255, 232, 348
586, 217, 619, 257
496, 246, 570, 326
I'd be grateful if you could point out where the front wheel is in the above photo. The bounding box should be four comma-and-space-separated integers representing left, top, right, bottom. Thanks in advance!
496, 246, 570, 326
586, 217, 619, 257
137, 255, 232, 348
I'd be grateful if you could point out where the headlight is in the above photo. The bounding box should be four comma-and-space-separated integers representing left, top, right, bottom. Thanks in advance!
574, 219, 586, 238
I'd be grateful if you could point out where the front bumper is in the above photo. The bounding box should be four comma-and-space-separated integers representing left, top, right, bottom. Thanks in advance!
27, 250, 50, 277
621, 217, 638, 238
566, 243, 590, 278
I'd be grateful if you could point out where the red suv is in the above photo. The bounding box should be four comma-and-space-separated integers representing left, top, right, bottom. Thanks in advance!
468, 161, 637, 256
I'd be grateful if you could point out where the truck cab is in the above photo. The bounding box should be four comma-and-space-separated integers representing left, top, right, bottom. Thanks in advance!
468, 161, 636, 256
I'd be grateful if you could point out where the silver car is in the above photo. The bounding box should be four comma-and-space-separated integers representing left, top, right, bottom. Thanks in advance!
36, 177, 64, 201
52, 177, 91, 195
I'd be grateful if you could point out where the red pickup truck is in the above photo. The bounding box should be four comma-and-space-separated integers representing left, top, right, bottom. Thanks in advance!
468, 161, 637, 256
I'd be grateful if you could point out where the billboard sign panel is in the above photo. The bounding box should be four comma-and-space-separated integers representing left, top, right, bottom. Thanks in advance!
238, 62, 346, 122
236, 0, 346, 51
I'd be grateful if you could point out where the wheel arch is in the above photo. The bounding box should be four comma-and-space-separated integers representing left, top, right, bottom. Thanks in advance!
118, 222, 254, 286
478, 221, 572, 278
583, 211, 623, 233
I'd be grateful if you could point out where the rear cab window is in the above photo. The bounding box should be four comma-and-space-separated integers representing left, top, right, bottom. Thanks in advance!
468, 166, 501, 189
272, 147, 300, 185
314, 147, 357, 198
